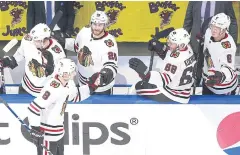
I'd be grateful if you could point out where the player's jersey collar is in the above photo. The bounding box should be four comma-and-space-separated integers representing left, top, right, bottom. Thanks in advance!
210, 33, 228, 42
179, 46, 188, 52
54, 75, 68, 87
91, 31, 108, 40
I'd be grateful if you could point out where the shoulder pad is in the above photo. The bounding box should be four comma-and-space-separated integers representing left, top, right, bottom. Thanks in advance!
23, 34, 32, 41
221, 41, 231, 49
104, 39, 114, 47
50, 80, 60, 88
85, 24, 91, 28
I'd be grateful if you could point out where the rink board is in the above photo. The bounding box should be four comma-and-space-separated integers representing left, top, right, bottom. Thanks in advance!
0, 95, 240, 155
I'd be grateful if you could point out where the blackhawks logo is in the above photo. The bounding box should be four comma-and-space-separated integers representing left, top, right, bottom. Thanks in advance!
104, 39, 114, 47
51, 45, 62, 53
170, 51, 179, 58
221, 41, 231, 49
50, 80, 60, 88
78, 46, 94, 67
28, 60, 45, 78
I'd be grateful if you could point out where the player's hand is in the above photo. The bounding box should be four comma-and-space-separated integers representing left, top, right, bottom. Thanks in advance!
205, 70, 226, 86
148, 38, 168, 59
41, 50, 54, 76
129, 58, 150, 80
100, 68, 113, 85
30, 126, 44, 147
87, 72, 101, 94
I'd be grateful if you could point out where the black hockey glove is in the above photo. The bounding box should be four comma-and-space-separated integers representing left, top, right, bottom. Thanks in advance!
100, 68, 113, 85
0, 56, 18, 69
148, 38, 168, 60
51, 30, 66, 48
30, 126, 44, 147
129, 58, 150, 81
41, 50, 54, 76
205, 70, 226, 86
87, 72, 101, 94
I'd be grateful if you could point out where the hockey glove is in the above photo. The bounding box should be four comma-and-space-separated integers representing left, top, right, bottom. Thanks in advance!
41, 50, 54, 76
129, 58, 150, 81
0, 56, 18, 69
205, 70, 226, 86
30, 126, 44, 147
148, 38, 168, 60
100, 68, 113, 85
87, 72, 101, 94
51, 30, 66, 48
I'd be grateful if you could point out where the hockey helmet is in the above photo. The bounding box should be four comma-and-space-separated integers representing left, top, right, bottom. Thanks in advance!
90, 10, 109, 25
30, 23, 51, 41
168, 28, 190, 46
56, 58, 76, 78
210, 13, 230, 30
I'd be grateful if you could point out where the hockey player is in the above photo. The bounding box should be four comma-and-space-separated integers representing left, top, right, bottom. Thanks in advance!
0, 23, 66, 96
28, 58, 100, 155
60, 10, 118, 95
202, 13, 238, 95
129, 28, 196, 103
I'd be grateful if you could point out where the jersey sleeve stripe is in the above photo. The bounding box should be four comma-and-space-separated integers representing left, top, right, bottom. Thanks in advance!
136, 88, 160, 95
103, 62, 118, 73
160, 73, 171, 85
103, 62, 117, 66
222, 65, 234, 79
104, 65, 117, 74
32, 101, 43, 109
44, 133, 64, 136
40, 123, 63, 128
29, 102, 40, 113
28, 107, 40, 116
40, 127, 64, 133
23, 74, 43, 93
163, 86, 190, 99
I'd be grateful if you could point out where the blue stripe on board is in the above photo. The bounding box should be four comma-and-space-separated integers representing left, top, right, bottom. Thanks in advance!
0, 94, 239, 104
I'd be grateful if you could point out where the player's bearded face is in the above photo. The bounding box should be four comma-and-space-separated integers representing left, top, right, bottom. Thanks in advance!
91, 23, 105, 36
167, 40, 178, 52
62, 71, 76, 81
210, 25, 222, 38
33, 40, 43, 49
33, 38, 49, 49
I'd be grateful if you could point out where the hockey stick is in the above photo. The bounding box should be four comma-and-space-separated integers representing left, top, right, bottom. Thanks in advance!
0, 38, 18, 94
48, 10, 63, 31
149, 27, 174, 71
0, 97, 53, 155
192, 17, 212, 95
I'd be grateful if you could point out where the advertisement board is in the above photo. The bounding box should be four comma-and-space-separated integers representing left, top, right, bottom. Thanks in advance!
0, 1, 239, 43
1, 103, 240, 155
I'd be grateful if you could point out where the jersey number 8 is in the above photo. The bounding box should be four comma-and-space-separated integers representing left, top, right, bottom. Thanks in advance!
108, 52, 117, 61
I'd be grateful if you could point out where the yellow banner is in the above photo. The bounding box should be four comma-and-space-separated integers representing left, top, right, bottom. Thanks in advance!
0, 1, 28, 40
0, 1, 239, 44
73, 1, 188, 42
